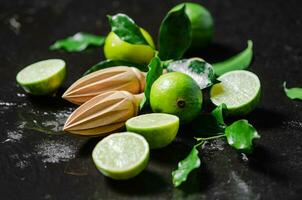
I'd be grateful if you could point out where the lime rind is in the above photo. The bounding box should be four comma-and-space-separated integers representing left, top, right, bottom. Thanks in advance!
16, 59, 66, 95
92, 132, 149, 180
210, 70, 261, 116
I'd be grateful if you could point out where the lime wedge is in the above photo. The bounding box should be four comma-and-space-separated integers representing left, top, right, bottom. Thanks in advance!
16, 59, 66, 95
92, 132, 149, 180
210, 70, 261, 116
126, 113, 179, 149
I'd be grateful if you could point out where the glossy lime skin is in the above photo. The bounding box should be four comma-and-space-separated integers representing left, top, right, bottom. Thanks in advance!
172, 2, 214, 49
104, 28, 155, 65
150, 72, 202, 124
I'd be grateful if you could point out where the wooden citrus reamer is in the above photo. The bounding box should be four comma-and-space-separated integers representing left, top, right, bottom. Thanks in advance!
63, 90, 144, 136
62, 66, 146, 105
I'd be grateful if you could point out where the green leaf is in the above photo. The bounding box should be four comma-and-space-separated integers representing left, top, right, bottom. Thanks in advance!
211, 103, 227, 127
191, 104, 227, 137
166, 58, 215, 89
283, 82, 302, 100
172, 146, 201, 187
83, 59, 147, 76
158, 5, 192, 61
225, 119, 260, 154
139, 95, 147, 110
142, 56, 163, 108
213, 40, 253, 76
108, 13, 148, 45
50, 32, 105, 52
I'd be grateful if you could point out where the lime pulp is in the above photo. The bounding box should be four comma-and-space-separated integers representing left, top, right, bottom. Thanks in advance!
210, 70, 261, 116
92, 132, 149, 180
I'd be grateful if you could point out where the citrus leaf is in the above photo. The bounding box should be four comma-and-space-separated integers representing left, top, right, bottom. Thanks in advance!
225, 119, 260, 154
166, 58, 215, 89
211, 103, 227, 127
142, 55, 163, 107
213, 40, 253, 76
172, 146, 201, 187
50, 32, 105, 52
139, 96, 147, 110
108, 13, 148, 45
283, 82, 302, 100
83, 60, 147, 76
158, 5, 191, 61
191, 104, 227, 137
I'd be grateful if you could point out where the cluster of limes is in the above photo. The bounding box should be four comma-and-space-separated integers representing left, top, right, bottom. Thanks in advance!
104, 2, 214, 65
16, 2, 261, 180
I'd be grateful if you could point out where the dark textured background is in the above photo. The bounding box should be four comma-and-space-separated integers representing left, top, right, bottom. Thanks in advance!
1, 0, 302, 199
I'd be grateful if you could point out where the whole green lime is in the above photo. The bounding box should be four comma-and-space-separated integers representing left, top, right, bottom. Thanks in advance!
171, 2, 214, 49
150, 72, 202, 124
104, 28, 155, 65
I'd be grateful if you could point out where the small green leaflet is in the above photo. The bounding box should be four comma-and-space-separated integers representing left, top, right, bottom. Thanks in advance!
166, 58, 215, 89
83, 60, 147, 76
50, 32, 105, 52
141, 56, 163, 108
283, 82, 302, 100
191, 104, 227, 137
158, 5, 192, 61
225, 119, 260, 154
173, 115, 260, 186
108, 13, 149, 45
172, 146, 201, 187
212, 103, 227, 127
213, 40, 253, 76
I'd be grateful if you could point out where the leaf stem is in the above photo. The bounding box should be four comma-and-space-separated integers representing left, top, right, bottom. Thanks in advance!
194, 141, 205, 148
195, 134, 226, 142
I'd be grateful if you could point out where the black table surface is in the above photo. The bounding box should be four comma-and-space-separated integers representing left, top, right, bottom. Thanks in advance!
1, 0, 302, 199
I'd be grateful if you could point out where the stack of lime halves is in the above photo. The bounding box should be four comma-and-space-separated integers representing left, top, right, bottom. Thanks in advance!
15, 2, 262, 181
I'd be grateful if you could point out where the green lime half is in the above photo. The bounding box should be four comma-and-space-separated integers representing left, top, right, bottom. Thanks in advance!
16, 59, 66, 95
92, 132, 149, 180
210, 70, 261, 116
126, 113, 179, 149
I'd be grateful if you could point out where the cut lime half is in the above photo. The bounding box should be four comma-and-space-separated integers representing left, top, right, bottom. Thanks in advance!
16, 59, 66, 95
126, 113, 179, 149
210, 70, 261, 116
92, 132, 149, 180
